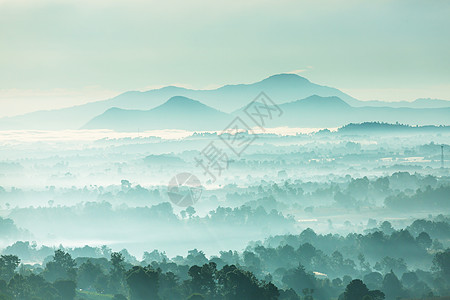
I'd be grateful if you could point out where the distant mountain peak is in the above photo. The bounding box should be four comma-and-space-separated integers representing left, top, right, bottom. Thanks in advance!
102, 107, 129, 115
260, 73, 310, 84
83, 95, 232, 131
164, 96, 200, 105
158, 96, 211, 110
159, 86, 189, 92
149, 95, 229, 117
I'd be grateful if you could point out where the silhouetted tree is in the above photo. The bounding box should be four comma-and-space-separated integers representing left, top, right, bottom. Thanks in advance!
126, 266, 159, 300
188, 262, 217, 297
381, 271, 406, 300
342, 279, 384, 300
416, 232, 432, 249
77, 259, 104, 290
282, 265, 315, 295
110, 252, 126, 294
0, 255, 20, 282
43, 250, 76, 282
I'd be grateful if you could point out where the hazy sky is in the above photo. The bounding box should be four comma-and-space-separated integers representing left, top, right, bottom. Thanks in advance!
1, 0, 449, 117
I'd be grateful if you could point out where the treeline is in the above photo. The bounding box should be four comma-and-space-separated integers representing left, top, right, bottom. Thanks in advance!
0, 217, 30, 241
2, 172, 448, 216
225, 172, 450, 211
385, 185, 450, 210
264, 220, 450, 269
0, 247, 449, 300
0, 222, 449, 300
2, 220, 443, 271
338, 122, 450, 133
6, 202, 295, 248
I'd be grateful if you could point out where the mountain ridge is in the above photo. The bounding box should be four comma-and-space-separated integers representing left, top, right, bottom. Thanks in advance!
1, 74, 449, 130
0, 74, 363, 130
83, 95, 450, 131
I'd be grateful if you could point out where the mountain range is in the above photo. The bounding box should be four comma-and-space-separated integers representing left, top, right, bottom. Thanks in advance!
84, 95, 450, 131
0, 74, 449, 130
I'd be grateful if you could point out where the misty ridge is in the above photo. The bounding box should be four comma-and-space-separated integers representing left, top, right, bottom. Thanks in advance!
0, 73, 449, 300
1, 74, 450, 131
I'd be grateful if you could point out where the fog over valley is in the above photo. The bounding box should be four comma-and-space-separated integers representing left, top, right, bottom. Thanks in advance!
1, 0, 450, 298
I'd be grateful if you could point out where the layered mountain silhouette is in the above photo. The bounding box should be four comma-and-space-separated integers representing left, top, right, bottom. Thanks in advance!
83, 95, 450, 131
83, 96, 233, 131
1, 74, 360, 130
0, 73, 449, 130
271, 96, 450, 128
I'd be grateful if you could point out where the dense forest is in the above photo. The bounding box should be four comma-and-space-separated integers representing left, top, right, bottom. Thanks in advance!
0, 216, 449, 300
